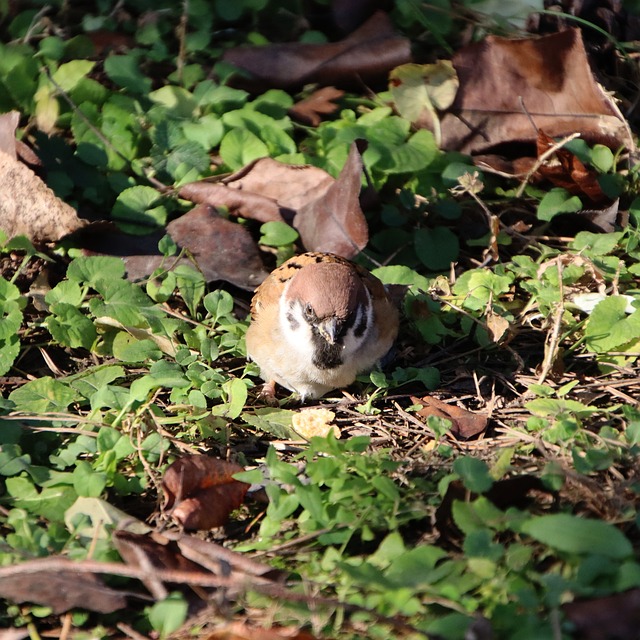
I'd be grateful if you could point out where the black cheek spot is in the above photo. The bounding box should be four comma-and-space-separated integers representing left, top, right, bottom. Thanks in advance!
353, 313, 368, 338
286, 312, 299, 330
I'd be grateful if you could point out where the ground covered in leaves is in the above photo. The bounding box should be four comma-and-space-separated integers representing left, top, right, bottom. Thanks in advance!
1, 1, 640, 639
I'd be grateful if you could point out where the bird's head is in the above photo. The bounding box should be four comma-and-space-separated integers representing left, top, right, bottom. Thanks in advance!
280, 261, 373, 369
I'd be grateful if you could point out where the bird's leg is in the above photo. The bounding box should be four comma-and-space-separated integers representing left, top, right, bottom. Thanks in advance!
257, 379, 279, 406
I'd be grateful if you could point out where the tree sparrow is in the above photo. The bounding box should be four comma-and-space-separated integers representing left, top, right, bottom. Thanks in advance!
246, 252, 399, 400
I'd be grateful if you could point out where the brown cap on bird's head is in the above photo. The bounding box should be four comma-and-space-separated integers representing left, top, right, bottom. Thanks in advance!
285, 261, 368, 321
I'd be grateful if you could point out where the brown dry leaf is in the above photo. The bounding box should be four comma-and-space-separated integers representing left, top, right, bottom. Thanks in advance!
166, 203, 268, 289
288, 87, 345, 126
485, 310, 510, 343
562, 589, 640, 640
76, 210, 268, 290
180, 143, 368, 259
223, 11, 410, 91
205, 622, 319, 640
536, 130, 607, 203
439, 28, 633, 155
178, 181, 284, 223
162, 455, 250, 530
0, 560, 126, 614
223, 158, 332, 215
293, 142, 368, 257
411, 395, 488, 439
0, 150, 85, 243
331, 0, 383, 33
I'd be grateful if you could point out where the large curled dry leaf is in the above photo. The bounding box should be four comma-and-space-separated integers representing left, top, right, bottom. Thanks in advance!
180, 143, 368, 259
0, 559, 126, 614
437, 28, 633, 155
412, 395, 488, 439
223, 11, 410, 91
162, 454, 249, 530
0, 113, 85, 244
293, 142, 368, 257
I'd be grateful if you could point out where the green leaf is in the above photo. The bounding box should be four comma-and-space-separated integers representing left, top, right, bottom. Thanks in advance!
111, 334, 163, 363
103, 54, 152, 94
166, 140, 210, 184
73, 461, 107, 498
219, 128, 268, 170
571, 231, 623, 256
181, 114, 224, 150
259, 221, 299, 247
414, 226, 459, 271
242, 408, 296, 439
521, 513, 633, 559
204, 290, 235, 325
45, 280, 84, 307
46, 303, 97, 349
68, 365, 125, 399
453, 457, 494, 493
380, 128, 438, 174
211, 378, 248, 419
372, 265, 431, 291
51, 60, 95, 92
585, 296, 640, 353
148, 85, 197, 118
147, 592, 188, 637
590, 144, 614, 173
9, 377, 77, 413
67, 256, 126, 286
112, 186, 166, 232
0, 278, 24, 375
90, 279, 154, 326
525, 397, 597, 418
0, 444, 31, 476
537, 188, 582, 221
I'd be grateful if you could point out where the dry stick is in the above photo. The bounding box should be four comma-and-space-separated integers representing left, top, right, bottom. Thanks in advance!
536, 260, 565, 385
176, 0, 189, 85
0, 558, 437, 635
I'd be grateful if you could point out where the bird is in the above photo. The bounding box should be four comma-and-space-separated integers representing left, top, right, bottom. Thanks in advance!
246, 252, 399, 401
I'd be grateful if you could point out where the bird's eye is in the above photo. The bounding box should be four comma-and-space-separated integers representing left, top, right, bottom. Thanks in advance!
303, 303, 314, 319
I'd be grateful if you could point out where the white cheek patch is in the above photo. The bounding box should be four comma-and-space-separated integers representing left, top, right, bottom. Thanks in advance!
279, 299, 316, 362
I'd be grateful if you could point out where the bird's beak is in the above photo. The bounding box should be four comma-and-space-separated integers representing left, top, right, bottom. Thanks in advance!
317, 318, 339, 344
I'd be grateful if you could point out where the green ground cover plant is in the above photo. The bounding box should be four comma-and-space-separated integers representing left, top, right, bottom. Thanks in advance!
1, 1, 640, 638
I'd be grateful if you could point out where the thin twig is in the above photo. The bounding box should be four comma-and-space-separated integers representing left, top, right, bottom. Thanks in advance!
515, 132, 581, 198
536, 260, 565, 385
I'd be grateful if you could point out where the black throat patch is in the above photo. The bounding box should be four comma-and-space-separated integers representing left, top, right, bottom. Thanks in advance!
311, 333, 343, 369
